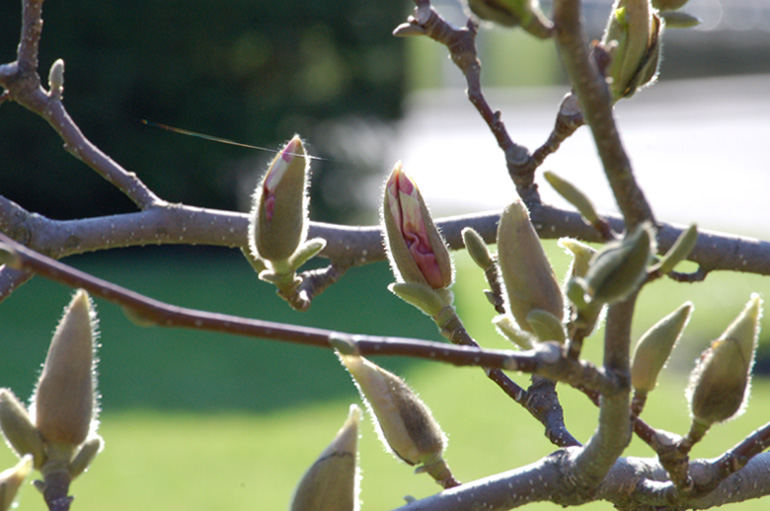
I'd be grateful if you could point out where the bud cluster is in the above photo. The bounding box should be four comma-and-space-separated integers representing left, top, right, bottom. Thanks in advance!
0, 291, 103, 507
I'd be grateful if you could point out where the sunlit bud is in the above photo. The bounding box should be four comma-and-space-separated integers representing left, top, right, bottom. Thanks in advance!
493, 315, 536, 350
68, 435, 103, 479
497, 200, 564, 332
0, 455, 32, 511
652, 0, 689, 10
581, 223, 654, 305
559, 238, 596, 280
687, 294, 762, 426
0, 390, 44, 469
659, 10, 699, 28
631, 302, 692, 392
249, 135, 309, 263
652, 224, 697, 274
32, 290, 98, 446
601, 0, 662, 100
382, 163, 453, 290
543, 171, 600, 226
526, 309, 566, 343
388, 282, 452, 319
337, 353, 455, 486
462, 227, 494, 270
47, 58, 65, 98
466, 0, 553, 38
290, 405, 361, 511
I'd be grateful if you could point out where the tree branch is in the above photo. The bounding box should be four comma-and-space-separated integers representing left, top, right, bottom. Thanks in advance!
552, 0, 654, 229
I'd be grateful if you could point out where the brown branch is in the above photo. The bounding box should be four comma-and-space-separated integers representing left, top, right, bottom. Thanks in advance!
552, 0, 655, 229
395, 2, 538, 203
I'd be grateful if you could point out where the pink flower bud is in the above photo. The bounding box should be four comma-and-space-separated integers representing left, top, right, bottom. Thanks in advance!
382, 163, 452, 289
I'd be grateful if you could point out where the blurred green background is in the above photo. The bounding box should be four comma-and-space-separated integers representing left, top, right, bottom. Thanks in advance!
2, 0, 770, 509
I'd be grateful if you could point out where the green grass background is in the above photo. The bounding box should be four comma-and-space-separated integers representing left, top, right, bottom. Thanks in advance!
1, 242, 769, 510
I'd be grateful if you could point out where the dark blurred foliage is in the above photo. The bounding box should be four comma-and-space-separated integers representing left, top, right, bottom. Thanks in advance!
0, 0, 406, 221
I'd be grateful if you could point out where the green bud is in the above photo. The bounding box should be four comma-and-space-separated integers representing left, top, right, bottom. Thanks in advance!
388, 282, 452, 318
466, 0, 552, 38
631, 302, 693, 392
497, 200, 564, 332
288, 238, 327, 270
48, 58, 65, 98
382, 163, 453, 290
652, 223, 697, 274
493, 315, 536, 350
601, 0, 662, 100
337, 353, 455, 486
68, 435, 103, 479
558, 238, 597, 280
526, 309, 566, 343
0, 389, 45, 468
0, 454, 32, 511
652, 0, 689, 10
543, 171, 600, 225
249, 135, 309, 264
290, 405, 360, 511
687, 295, 762, 426
659, 10, 700, 28
461, 227, 493, 270
581, 223, 654, 305
32, 290, 98, 446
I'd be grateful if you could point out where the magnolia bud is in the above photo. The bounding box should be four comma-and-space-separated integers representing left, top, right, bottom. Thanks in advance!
0, 455, 32, 511
48, 58, 65, 98
382, 163, 453, 290
466, 0, 552, 38
68, 435, 103, 479
249, 135, 309, 264
32, 290, 98, 446
601, 0, 662, 100
543, 171, 600, 225
526, 309, 566, 343
493, 315, 536, 349
631, 302, 692, 392
497, 200, 564, 332
652, 0, 689, 10
652, 223, 697, 275
461, 227, 493, 270
687, 294, 762, 426
337, 353, 455, 486
0, 389, 45, 468
581, 223, 654, 305
290, 405, 360, 511
659, 10, 699, 28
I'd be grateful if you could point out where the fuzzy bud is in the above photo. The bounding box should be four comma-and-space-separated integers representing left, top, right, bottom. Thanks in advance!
687, 294, 762, 426
32, 290, 98, 446
631, 302, 692, 392
580, 223, 654, 305
543, 171, 600, 225
382, 163, 453, 290
68, 435, 103, 479
659, 10, 700, 28
337, 353, 455, 486
249, 135, 309, 264
526, 309, 566, 343
493, 315, 536, 349
462, 227, 494, 270
0, 389, 45, 468
466, 0, 552, 38
48, 58, 65, 98
0, 455, 32, 511
497, 200, 564, 332
652, 224, 697, 275
601, 0, 662, 100
290, 405, 360, 511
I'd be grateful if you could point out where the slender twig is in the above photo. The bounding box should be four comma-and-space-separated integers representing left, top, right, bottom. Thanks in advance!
396, 2, 537, 203
0, 0, 162, 210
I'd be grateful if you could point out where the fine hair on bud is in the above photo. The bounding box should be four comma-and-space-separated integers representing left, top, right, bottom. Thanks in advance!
290, 405, 361, 511
248, 134, 310, 264
686, 294, 762, 426
31, 290, 100, 446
